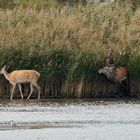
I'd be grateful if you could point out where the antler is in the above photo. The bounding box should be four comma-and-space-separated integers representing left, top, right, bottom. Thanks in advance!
106, 49, 122, 67
106, 48, 113, 58
106, 58, 115, 67
106, 48, 115, 67
115, 50, 122, 65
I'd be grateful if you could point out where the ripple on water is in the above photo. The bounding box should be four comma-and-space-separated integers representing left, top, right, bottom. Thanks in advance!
0, 99, 139, 125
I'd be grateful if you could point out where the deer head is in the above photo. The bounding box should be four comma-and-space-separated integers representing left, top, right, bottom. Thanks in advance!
0, 65, 7, 74
98, 59, 117, 83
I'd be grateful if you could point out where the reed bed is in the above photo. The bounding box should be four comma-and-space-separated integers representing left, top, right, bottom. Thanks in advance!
0, 0, 140, 98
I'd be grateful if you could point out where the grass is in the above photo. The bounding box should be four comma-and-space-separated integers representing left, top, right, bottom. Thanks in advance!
0, 0, 140, 98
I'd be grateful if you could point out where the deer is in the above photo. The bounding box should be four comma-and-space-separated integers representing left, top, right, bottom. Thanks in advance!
98, 48, 129, 97
0, 65, 41, 100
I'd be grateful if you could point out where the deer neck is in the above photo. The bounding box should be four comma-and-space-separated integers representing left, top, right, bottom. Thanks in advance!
105, 68, 116, 83
3, 70, 10, 81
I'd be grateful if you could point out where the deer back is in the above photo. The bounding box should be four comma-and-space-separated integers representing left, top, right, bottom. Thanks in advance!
9, 70, 40, 83
115, 67, 127, 81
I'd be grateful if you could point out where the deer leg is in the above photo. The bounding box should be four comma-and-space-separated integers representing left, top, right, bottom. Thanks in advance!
10, 84, 16, 100
32, 83, 41, 99
18, 84, 23, 99
115, 83, 121, 98
27, 83, 34, 99
121, 79, 129, 97
116, 83, 124, 98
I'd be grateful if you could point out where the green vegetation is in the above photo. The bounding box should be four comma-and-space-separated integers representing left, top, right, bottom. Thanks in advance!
0, 0, 140, 98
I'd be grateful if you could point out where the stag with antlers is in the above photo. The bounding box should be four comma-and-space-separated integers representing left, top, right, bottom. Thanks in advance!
98, 48, 129, 97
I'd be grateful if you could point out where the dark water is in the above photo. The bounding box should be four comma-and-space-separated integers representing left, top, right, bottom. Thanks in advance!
0, 99, 140, 140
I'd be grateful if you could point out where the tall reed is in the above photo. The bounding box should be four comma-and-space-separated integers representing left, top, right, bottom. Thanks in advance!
0, 1, 139, 98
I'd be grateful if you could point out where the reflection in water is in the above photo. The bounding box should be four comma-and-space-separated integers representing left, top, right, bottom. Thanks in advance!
0, 99, 140, 140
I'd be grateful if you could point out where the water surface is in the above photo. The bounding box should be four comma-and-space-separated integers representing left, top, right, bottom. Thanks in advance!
0, 99, 140, 140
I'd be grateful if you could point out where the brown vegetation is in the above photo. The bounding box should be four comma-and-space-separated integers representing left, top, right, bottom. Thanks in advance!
0, 1, 140, 98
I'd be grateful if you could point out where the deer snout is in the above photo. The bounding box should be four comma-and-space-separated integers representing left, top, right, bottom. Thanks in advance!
98, 69, 102, 74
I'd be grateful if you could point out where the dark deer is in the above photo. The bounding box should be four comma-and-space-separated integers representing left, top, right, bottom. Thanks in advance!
98, 49, 129, 97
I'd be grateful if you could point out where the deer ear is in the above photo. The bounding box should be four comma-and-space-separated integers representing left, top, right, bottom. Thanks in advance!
3, 65, 6, 69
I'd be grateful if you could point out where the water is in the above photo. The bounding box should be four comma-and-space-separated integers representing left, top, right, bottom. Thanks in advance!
0, 99, 140, 140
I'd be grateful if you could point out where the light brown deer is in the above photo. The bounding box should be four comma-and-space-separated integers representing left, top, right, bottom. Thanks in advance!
0, 66, 41, 100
